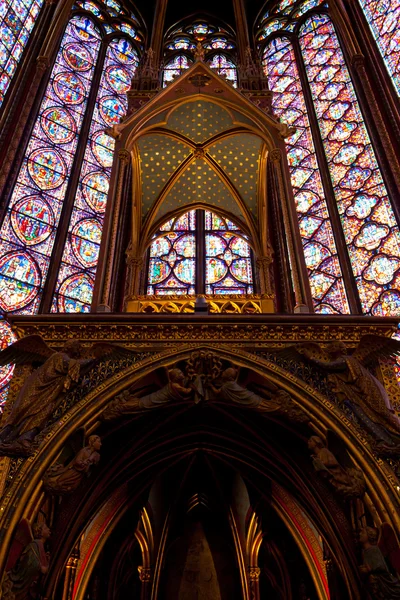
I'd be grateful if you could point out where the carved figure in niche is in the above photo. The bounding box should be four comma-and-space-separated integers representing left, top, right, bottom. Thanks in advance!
1, 519, 50, 600
308, 435, 365, 498
102, 368, 193, 421
359, 526, 400, 599
43, 434, 101, 495
209, 367, 281, 412
0, 335, 145, 456
281, 336, 400, 451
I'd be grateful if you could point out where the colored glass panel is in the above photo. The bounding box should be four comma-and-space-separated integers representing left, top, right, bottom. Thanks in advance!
208, 54, 237, 87
264, 37, 349, 314
0, 0, 45, 109
53, 38, 138, 312
0, 319, 17, 408
163, 55, 192, 86
147, 211, 196, 295
0, 17, 101, 314
358, 0, 400, 97
205, 212, 253, 294
300, 15, 400, 314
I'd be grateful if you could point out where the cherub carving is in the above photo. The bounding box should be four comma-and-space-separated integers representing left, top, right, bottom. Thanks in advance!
102, 368, 193, 421
0, 335, 146, 455
280, 336, 400, 449
209, 367, 281, 412
43, 434, 101, 495
308, 434, 365, 498
359, 525, 400, 598
1, 518, 50, 599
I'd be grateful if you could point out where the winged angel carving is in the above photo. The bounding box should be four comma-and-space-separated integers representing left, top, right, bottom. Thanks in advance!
281, 336, 400, 451
0, 335, 143, 456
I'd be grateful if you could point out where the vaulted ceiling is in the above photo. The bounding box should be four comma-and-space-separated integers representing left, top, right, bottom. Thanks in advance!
137, 99, 263, 228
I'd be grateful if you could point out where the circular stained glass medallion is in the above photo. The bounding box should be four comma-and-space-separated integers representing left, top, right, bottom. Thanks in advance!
0, 252, 41, 312
58, 273, 94, 312
110, 38, 138, 64
71, 218, 102, 268
28, 148, 67, 190
53, 72, 86, 105
0, 321, 17, 391
92, 132, 114, 168
99, 96, 126, 125
41, 107, 76, 144
11, 196, 54, 246
105, 66, 131, 92
82, 172, 109, 212
63, 42, 93, 71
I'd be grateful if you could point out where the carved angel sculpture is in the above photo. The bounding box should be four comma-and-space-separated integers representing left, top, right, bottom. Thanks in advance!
359, 526, 400, 599
209, 368, 281, 412
1, 519, 50, 600
43, 434, 101, 495
280, 336, 400, 448
0, 335, 147, 456
102, 368, 193, 421
308, 435, 365, 498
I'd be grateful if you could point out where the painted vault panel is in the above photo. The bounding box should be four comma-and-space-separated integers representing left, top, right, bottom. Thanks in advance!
156, 159, 241, 221
167, 100, 234, 143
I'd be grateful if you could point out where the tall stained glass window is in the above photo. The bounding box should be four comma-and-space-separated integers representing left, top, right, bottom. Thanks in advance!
358, 0, 400, 98
264, 37, 349, 314
300, 14, 400, 315
0, 16, 102, 314
0, 0, 45, 109
0, 1, 143, 315
52, 38, 139, 312
259, 0, 400, 316
147, 210, 254, 295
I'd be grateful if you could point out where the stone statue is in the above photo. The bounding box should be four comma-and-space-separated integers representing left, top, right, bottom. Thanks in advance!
308, 435, 365, 498
194, 41, 205, 62
209, 367, 281, 412
43, 435, 101, 495
1, 519, 50, 600
102, 368, 193, 421
359, 526, 400, 598
0, 335, 146, 456
281, 336, 400, 450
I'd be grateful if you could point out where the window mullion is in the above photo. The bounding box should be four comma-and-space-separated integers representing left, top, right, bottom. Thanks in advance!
292, 31, 362, 314
40, 38, 108, 313
196, 209, 205, 294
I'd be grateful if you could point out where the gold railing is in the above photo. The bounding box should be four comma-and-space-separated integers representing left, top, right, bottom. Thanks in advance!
126, 294, 275, 314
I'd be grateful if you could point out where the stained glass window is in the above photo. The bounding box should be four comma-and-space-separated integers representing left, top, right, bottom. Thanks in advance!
358, 0, 400, 97
0, 0, 45, 109
0, 17, 101, 314
208, 54, 237, 87
147, 210, 254, 296
52, 38, 138, 312
147, 211, 197, 295
205, 212, 253, 294
300, 14, 400, 315
163, 55, 192, 86
263, 37, 349, 314
163, 19, 236, 84
0, 319, 17, 407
